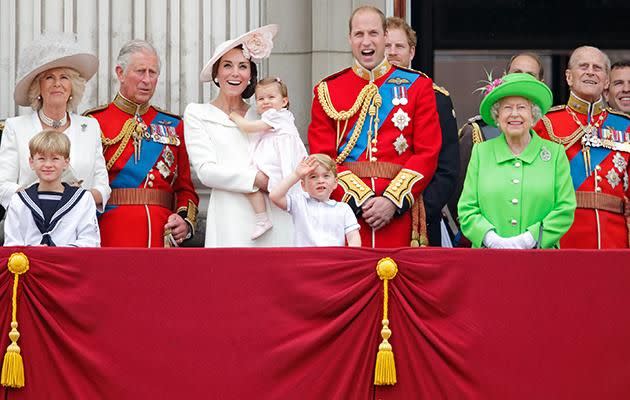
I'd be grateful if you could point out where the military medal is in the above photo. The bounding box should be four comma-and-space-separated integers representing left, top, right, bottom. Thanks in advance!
391, 86, 408, 106
162, 146, 175, 167
540, 146, 551, 162
393, 134, 409, 155
399, 86, 408, 105
391, 86, 400, 106
391, 108, 411, 131
156, 160, 171, 178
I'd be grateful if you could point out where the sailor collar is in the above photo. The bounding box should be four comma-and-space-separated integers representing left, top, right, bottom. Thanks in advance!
113, 92, 151, 116
352, 58, 391, 82
302, 191, 337, 206
566, 92, 605, 116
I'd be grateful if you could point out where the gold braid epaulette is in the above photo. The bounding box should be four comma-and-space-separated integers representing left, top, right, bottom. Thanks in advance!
317, 81, 379, 164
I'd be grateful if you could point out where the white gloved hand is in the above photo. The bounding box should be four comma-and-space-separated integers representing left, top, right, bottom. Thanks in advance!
483, 230, 509, 249
503, 231, 536, 249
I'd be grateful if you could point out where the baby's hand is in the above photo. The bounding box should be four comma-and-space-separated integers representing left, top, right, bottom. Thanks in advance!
295, 156, 318, 178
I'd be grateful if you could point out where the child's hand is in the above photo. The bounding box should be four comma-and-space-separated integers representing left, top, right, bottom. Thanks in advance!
228, 112, 238, 121
295, 156, 318, 178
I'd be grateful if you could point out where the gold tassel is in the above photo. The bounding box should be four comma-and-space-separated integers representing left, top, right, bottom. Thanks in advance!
1, 252, 30, 388
374, 257, 398, 386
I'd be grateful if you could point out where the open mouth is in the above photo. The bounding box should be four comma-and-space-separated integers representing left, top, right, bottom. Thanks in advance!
361, 49, 375, 57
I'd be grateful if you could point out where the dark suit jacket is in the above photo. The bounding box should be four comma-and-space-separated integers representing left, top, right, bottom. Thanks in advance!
423, 88, 460, 246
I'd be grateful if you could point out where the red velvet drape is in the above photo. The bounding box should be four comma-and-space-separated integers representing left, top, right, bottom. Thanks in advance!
0, 248, 629, 399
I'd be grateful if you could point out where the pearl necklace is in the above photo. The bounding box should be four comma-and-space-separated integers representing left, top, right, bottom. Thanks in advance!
38, 109, 68, 129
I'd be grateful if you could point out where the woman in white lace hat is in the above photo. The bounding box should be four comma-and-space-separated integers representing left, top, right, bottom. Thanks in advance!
184, 24, 296, 247
0, 33, 110, 213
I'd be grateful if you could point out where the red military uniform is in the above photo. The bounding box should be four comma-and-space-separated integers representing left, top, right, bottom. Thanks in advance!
85, 94, 198, 247
534, 93, 630, 248
308, 59, 441, 247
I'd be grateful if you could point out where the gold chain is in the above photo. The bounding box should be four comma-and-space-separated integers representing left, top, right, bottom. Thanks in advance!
548, 108, 606, 146
317, 81, 379, 164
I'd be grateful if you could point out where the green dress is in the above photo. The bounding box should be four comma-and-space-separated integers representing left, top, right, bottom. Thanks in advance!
458, 131, 576, 248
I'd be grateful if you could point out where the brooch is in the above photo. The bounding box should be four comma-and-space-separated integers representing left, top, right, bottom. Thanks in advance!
393, 134, 409, 155
391, 108, 410, 131
540, 146, 551, 162
81, 123, 87, 132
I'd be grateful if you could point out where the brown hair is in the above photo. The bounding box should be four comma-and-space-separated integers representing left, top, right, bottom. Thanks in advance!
29, 129, 71, 158
256, 76, 290, 109
505, 52, 545, 81
385, 17, 417, 48
211, 45, 258, 99
310, 153, 337, 178
611, 60, 630, 71
348, 5, 386, 35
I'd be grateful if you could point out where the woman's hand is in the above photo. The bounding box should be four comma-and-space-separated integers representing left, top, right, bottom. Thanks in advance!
254, 171, 269, 192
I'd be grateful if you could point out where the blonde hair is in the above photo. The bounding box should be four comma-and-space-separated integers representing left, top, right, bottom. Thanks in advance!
310, 153, 337, 178
27, 67, 86, 112
256, 76, 290, 109
29, 129, 71, 158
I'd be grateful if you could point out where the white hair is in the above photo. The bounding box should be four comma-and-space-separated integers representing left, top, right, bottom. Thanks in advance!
568, 46, 611, 72
490, 99, 543, 126
116, 39, 161, 74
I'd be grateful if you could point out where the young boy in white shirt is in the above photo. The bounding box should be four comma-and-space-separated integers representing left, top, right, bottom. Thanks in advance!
270, 153, 361, 247
3, 130, 100, 247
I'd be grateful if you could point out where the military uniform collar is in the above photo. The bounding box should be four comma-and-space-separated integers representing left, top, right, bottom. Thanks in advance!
113, 92, 151, 116
494, 130, 542, 164
566, 92, 605, 116
351, 58, 391, 82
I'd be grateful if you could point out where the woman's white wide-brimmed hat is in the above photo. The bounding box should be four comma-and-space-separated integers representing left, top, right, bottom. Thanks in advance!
14, 33, 98, 106
200, 24, 279, 82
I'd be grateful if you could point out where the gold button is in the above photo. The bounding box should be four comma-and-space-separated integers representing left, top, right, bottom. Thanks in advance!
514, 162, 521, 168
149, 173, 155, 180
512, 198, 519, 205
512, 178, 520, 184
595, 187, 602, 192
371, 157, 378, 161
372, 147, 378, 153
511, 219, 517, 226
148, 181, 154, 188
595, 176, 602, 182
595, 165, 602, 171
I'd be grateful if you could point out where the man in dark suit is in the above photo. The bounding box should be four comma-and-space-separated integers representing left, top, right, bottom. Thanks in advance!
385, 16, 459, 246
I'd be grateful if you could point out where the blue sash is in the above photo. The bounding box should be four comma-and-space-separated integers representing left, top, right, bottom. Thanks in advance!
339, 69, 419, 162
106, 112, 180, 212
569, 112, 630, 190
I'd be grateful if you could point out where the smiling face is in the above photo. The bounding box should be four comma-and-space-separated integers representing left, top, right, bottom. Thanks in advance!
301, 164, 338, 202
116, 50, 160, 104
29, 152, 69, 185
214, 47, 252, 99
255, 83, 288, 114
496, 96, 535, 139
349, 9, 387, 71
566, 47, 609, 102
605, 66, 630, 113
385, 27, 415, 68
38, 68, 72, 109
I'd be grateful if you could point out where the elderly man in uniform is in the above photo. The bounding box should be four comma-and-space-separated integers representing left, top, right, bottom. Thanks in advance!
534, 46, 630, 248
449, 52, 544, 246
308, 6, 441, 248
605, 60, 630, 115
385, 16, 458, 247
85, 40, 198, 247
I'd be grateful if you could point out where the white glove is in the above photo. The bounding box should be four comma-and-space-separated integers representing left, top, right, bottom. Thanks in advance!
503, 231, 536, 249
483, 230, 509, 249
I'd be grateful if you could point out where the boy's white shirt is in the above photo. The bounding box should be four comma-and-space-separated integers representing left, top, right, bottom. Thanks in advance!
3, 189, 101, 247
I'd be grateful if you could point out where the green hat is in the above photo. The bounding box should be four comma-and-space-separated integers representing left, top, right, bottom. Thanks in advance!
479, 73, 553, 127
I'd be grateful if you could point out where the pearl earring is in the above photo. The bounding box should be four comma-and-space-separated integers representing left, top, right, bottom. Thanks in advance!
247, 80, 251, 85
37, 95, 42, 100
69, 95, 73, 100
213, 78, 219, 83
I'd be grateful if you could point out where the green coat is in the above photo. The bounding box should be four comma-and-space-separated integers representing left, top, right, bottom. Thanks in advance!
458, 131, 576, 248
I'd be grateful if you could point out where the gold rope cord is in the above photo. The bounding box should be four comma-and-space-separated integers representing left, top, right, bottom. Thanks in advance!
317, 82, 379, 164
102, 117, 144, 170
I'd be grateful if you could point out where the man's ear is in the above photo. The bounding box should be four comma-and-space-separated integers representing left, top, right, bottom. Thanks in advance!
115, 65, 125, 83
409, 46, 416, 64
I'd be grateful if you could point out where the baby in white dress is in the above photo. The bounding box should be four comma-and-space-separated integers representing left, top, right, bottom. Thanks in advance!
230, 77, 307, 239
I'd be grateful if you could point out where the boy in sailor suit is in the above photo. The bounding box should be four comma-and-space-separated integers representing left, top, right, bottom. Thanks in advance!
4, 130, 100, 247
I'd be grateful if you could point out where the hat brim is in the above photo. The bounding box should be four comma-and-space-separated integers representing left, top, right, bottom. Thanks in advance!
479, 73, 553, 127
200, 24, 278, 83
14, 53, 98, 106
